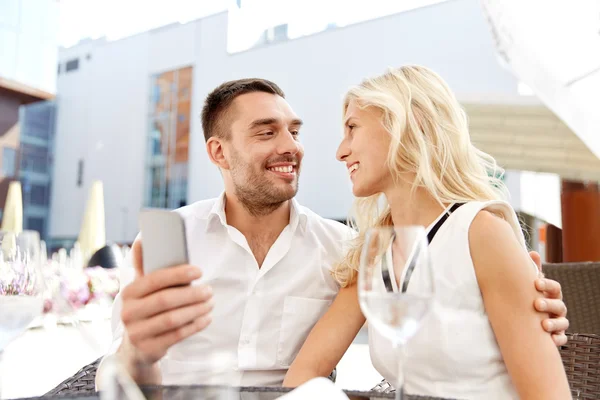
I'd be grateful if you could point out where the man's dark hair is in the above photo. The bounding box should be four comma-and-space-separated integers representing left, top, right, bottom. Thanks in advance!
201, 78, 285, 142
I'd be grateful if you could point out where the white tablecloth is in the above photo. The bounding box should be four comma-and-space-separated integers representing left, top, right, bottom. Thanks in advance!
1, 321, 380, 399
1, 318, 112, 399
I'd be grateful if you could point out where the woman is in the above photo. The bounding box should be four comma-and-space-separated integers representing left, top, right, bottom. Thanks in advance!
283, 66, 571, 399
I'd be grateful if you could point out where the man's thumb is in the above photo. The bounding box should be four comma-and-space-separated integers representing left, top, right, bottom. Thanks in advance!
131, 234, 144, 278
529, 250, 543, 274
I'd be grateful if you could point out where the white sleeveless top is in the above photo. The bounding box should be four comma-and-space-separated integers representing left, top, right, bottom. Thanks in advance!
368, 200, 537, 399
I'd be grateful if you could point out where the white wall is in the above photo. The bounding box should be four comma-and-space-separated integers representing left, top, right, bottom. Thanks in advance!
51, 29, 182, 242
51, 0, 538, 243
0, 0, 59, 92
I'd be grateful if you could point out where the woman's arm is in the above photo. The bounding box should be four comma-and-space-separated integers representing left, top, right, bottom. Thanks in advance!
470, 211, 571, 400
283, 284, 366, 387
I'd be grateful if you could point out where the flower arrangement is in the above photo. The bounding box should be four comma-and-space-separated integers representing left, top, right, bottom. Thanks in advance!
0, 241, 125, 329
43, 266, 120, 314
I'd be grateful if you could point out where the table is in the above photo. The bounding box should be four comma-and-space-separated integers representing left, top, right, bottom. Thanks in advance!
11, 385, 458, 400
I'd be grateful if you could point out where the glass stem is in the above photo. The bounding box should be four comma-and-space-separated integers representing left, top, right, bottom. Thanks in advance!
394, 341, 404, 400
0, 349, 4, 400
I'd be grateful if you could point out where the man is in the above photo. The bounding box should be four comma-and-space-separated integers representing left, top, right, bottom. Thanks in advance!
97, 78, 568, 388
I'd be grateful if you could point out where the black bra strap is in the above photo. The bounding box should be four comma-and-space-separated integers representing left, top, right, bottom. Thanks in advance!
427, 202, 464, 244
398, 203, 465, 293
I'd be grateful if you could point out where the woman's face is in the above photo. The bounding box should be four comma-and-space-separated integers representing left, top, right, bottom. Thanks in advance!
336, 99, 394, 197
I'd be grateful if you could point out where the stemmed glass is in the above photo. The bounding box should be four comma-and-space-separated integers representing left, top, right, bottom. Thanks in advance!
0, 230, 44, 399
358, 226, 435, 400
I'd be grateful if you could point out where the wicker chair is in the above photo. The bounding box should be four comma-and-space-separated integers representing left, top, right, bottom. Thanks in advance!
543, 262, 600, 335
560, 333, 600, 399
45, 334, 600, 398
44, 357, 101, 396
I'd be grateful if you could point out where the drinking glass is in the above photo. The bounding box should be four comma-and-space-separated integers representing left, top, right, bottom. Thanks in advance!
0, 230, 44, 398
358, 226, 435, 400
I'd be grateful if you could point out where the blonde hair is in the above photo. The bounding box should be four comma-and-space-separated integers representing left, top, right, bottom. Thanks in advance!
332, 65, 508, 287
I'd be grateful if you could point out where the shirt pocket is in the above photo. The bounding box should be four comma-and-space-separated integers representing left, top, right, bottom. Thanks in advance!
276, 296, 332, 367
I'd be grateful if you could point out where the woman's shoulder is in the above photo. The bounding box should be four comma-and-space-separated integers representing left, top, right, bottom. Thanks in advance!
455, 199, 514, 216
452, 200, 527, 249
469, 208, 515, 242
468, 205, 539, 287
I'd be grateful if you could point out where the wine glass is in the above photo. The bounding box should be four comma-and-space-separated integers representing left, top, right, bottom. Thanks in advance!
0, 230, 44, 398
358, 226, 435, 400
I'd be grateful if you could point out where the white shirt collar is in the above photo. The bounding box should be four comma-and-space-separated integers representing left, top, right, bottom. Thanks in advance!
205, 191, 308, 234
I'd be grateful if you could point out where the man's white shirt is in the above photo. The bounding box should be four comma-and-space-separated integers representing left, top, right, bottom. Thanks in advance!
102, 193, 355, 386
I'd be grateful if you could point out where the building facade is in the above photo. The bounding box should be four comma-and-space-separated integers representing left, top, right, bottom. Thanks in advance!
19, 100, 56, 239
0, 79, 55, 239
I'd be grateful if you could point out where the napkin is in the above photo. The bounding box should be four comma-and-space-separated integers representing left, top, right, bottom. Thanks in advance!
277, 378, 349, 399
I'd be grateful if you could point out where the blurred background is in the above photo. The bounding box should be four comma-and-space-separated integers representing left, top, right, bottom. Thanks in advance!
0, 0, 598, 397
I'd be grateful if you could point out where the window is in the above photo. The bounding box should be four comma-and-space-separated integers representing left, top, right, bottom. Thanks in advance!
145, 66, 192, 209
29, 184, 49, 206
65, 58, 79, 72
20, 102, 55, 141
77, 159, 84, 187
26, 217, 45, 236
2, 147, 16, 176
19, 143, 49, 173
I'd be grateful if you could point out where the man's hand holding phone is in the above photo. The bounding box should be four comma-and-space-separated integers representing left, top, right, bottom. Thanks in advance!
117, 212, 213, 383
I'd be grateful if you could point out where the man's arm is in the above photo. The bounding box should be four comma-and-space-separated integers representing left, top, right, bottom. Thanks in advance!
96, 238, 213, 389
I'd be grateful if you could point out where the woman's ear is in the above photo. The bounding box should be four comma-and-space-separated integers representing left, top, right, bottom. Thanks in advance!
206, 137, 230, 170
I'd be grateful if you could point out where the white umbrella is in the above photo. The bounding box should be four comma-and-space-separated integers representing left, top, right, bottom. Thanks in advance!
1, 181, 23, 233
481, 0, 600, 158
78, 180, 106, 267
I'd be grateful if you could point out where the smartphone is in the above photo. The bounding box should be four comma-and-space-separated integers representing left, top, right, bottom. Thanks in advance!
139, 208, 189, 275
